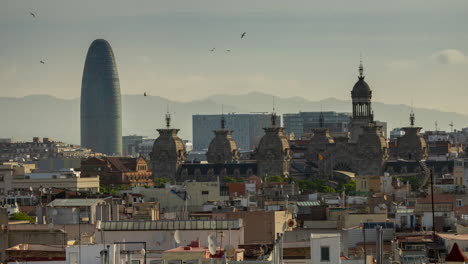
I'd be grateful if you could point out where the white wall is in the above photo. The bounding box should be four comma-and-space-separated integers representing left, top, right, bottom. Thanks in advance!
310, 234, 341, 264
97, 229, 244, 258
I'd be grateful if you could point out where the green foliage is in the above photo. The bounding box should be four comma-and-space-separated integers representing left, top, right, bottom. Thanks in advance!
116, 185, 127, 191
405, 176, 420, 191
337, 180, 356, 194
9, 212, 36, 223
298, 178, 337, 193
154, 177, 169, 186
224, 176, 237, 183
266, 175, 284, 182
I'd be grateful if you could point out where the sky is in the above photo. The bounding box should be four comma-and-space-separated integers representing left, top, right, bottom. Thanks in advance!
1, 0, 468, 115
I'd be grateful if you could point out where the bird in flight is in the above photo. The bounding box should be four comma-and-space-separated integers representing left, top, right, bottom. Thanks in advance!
226, 50, 231, 52
40, 60, 45, 64
210, 48, 215, 52
30, 12, 36, 18
241, 32, 246, 39
144, 92, 147, 97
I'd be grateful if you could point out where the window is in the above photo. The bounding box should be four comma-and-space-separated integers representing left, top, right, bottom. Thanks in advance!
201, 191, 209, 195
456, 199, 463, 207
321, 246, 330, 261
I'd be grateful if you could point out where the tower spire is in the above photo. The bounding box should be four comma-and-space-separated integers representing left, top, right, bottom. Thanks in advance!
271, 96, 277, 127
358, 53, 364, 79
410, 101, 415, 127
221, 104, 226, 130
165, 105, 171, 129
319, 103, 324, 128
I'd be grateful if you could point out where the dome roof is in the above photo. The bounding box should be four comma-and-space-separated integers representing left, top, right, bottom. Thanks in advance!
396, 127, 428, 160
351, 76, 372, 98
357, 125, 388, 157
256, 127, 291, 161
307, 128, 334, 160
150, 129, 186, 162
206, 130, 239, 164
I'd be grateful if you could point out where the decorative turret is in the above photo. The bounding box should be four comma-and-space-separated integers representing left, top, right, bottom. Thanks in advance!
306, 112, 335, 177
356, 123, 389, 176
349, 60, 376, 143
256, 108, 291, 178
149, 110, 186, 181
206, 113, 240, 164
397, 110, 428, 160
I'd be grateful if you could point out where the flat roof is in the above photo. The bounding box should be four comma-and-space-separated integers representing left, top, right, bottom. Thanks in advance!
48, 199, 105, 207
438, 233, 468, 241
101, 219, 243, 231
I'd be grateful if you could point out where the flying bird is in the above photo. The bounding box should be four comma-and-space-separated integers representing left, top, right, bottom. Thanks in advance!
40, 60, 45, 64
226, 50, 231, 52
29, 12, 36, 18
241, 32, 246, 39
210, 48, 215, 52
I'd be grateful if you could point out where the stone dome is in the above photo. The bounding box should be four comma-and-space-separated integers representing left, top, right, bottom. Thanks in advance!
206, 130, 240, 164
150, 129, 186, 163
306, 128, 335, 161
256, 126, 292, 177
256, 127, 291, 161
351, 76, 372, 99
397, 127, 428, 160
357, 124, 388, 158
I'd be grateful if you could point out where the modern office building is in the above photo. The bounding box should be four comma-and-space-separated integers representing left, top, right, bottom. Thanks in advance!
283, 111, 387, 139
80, 39, 122, 155
192, 113, 279, 151
283, 111, 352, 139
122, 135, 147, 157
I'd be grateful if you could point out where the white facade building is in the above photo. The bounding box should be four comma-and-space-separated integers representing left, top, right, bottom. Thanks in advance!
310, 233, 341, 264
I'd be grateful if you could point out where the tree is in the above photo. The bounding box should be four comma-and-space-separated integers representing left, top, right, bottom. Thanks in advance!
266, 175, 284, 182
154, 177, 169, 186
9, 212, 36, 223
338, 180, 356, 194
224, 176, 237, 183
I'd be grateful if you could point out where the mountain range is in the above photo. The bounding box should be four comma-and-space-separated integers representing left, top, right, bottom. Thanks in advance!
1, 93, 467, 145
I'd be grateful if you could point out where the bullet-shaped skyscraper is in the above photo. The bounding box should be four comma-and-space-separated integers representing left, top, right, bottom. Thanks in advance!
81, 39, 122, 155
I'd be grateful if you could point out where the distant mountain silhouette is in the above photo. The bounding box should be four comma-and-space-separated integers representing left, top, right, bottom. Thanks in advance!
1, 93, 466, 145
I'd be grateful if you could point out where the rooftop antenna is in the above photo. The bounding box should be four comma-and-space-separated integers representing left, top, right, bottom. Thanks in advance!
271, 96, 277, 127
221, 104, 226, 130
449, 121, 454, 133
359, 53, 364, 79
165, 105, 171, 129
410, 101, 415, 127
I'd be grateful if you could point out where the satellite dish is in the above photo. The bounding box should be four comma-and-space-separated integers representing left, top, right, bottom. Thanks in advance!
96, 220, 102, 230
287, 219, 296, 229
174, 230, 181, 244
208, 234, 217, 246
225, 245, 235, 256
52, 209, 58, 216
29, 186, 33, 192
282, 222, 288, 232
140, 248, 146, 255
208, 241, 217, 255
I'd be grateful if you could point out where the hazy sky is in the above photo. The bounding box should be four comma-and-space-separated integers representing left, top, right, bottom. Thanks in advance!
1, 0, 468, 114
